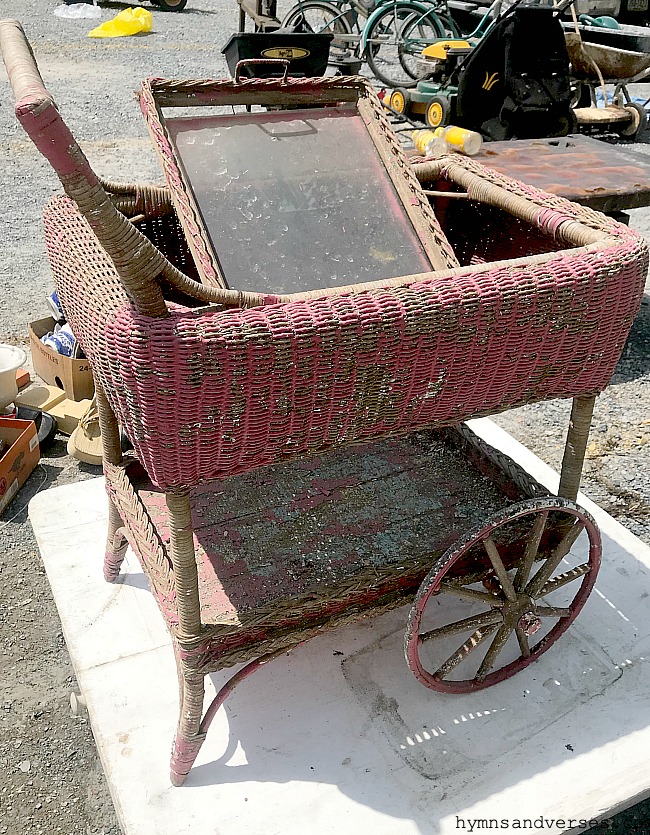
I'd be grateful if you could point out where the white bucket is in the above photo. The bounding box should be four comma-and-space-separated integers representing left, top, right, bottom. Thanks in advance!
0, 344, 27, 411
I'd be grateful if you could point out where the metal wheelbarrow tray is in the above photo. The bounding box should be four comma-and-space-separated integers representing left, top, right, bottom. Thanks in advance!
565, 33, 650, 139
565, 34, 650, 79
1, 18, 648, 787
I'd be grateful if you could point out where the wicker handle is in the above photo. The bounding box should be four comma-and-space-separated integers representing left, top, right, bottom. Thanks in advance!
0, 20, 272, 312
0, 18, 100, 184
0, 19, 49, 107
411, 157, 606, 247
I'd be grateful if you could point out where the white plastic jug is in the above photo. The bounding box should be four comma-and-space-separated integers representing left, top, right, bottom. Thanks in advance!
0, 344, 27, 411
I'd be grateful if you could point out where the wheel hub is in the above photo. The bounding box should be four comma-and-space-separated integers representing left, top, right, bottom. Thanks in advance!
517, 611, 542, 636
502, 594, 542, 636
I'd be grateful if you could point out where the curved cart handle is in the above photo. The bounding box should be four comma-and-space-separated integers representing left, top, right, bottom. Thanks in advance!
0, 19, 260, 313
0, 18, 173, 316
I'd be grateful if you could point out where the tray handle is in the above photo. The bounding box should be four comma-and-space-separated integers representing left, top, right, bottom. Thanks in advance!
235, 58, 290, 82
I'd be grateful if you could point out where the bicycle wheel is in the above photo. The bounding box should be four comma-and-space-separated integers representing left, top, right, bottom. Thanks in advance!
364, 3, 446, 87
399, 10, 458, 79
282, 1, 353, 52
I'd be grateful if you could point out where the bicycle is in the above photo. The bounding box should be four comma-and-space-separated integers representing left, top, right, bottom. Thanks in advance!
361, 0, 459, 86
281, 0, 369, 60
281, 0, 459, 86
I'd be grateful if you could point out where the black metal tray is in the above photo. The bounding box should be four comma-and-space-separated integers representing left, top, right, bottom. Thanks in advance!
221, 32, 334, 78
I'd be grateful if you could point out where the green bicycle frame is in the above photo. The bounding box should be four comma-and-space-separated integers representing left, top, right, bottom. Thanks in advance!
360, 0, 459, 57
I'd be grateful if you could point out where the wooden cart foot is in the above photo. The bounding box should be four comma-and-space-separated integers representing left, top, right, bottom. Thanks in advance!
104, 493, 128, 582
170, 770, 187, 788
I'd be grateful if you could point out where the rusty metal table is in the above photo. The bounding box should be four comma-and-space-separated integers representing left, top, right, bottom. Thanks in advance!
472, 134, 650, 216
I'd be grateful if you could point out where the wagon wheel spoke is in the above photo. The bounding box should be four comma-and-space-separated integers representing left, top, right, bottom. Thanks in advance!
515, 625, 531, 658
535, 605, 572, 618
435, 623, 500, 679
420, 610, 503, 644
526, 520, 585, 599
514, 510, 549, 592
439, 582, 504, 607
539, 563, 591, 596
483, 536, 517, 602
476, 621, 516, 681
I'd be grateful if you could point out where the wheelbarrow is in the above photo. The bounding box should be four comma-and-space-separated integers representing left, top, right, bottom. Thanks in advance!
566, 32, 650, 140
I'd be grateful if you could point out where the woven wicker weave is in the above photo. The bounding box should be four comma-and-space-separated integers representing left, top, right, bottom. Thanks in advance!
2, 17, 648, 787
44, 182, 646, 491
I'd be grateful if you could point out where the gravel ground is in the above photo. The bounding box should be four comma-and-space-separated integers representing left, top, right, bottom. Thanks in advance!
2, 2, 650, 832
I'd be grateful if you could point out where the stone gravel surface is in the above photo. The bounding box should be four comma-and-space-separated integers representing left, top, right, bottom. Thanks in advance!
2, 1, 650, 832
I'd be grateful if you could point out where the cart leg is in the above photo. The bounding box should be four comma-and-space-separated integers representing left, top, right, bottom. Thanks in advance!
557, 395, 596, 502
170, 672, 206, 787
169, 647, 298, 785
95, 385, 129, 582
104, 494, 128, 582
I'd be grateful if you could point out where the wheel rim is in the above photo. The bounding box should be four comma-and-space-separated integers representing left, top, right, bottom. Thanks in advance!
365, 5, 444, 88
399, 12, 453, 79
619, 103, 647, 138
426, 100, 444, 127
282, 2, 352, 51
390, 90, 406, 113
405, 497, 601, 693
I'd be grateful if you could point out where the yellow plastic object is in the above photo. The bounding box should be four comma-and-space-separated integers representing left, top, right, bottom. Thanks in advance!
420, 40, 471, 61
412, 126, 482, 157
435, 126, 482, 155
412, 129, 444, 156
89, 7, 153, 38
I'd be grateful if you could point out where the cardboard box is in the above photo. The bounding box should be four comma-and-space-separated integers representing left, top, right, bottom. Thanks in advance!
29, 317, 94, 402
15, 384, 66, 412
0, 418, 40, 517
16, 368, 30, 389
49, 398, 93, 435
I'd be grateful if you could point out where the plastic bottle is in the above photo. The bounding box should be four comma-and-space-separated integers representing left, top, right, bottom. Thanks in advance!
412, 126, 483, 158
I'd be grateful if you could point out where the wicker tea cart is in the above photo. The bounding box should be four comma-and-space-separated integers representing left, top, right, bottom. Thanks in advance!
2, 19, 648, 787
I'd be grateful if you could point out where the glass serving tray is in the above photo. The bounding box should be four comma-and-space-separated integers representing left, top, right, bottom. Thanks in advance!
166, 107, 432, 295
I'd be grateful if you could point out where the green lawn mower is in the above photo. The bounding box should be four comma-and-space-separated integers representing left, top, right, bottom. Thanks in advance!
386, 1, 576, 140
385, 38, 472, 127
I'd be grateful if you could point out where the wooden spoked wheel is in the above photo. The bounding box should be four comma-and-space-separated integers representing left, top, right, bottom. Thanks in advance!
405, 497, 601, 694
